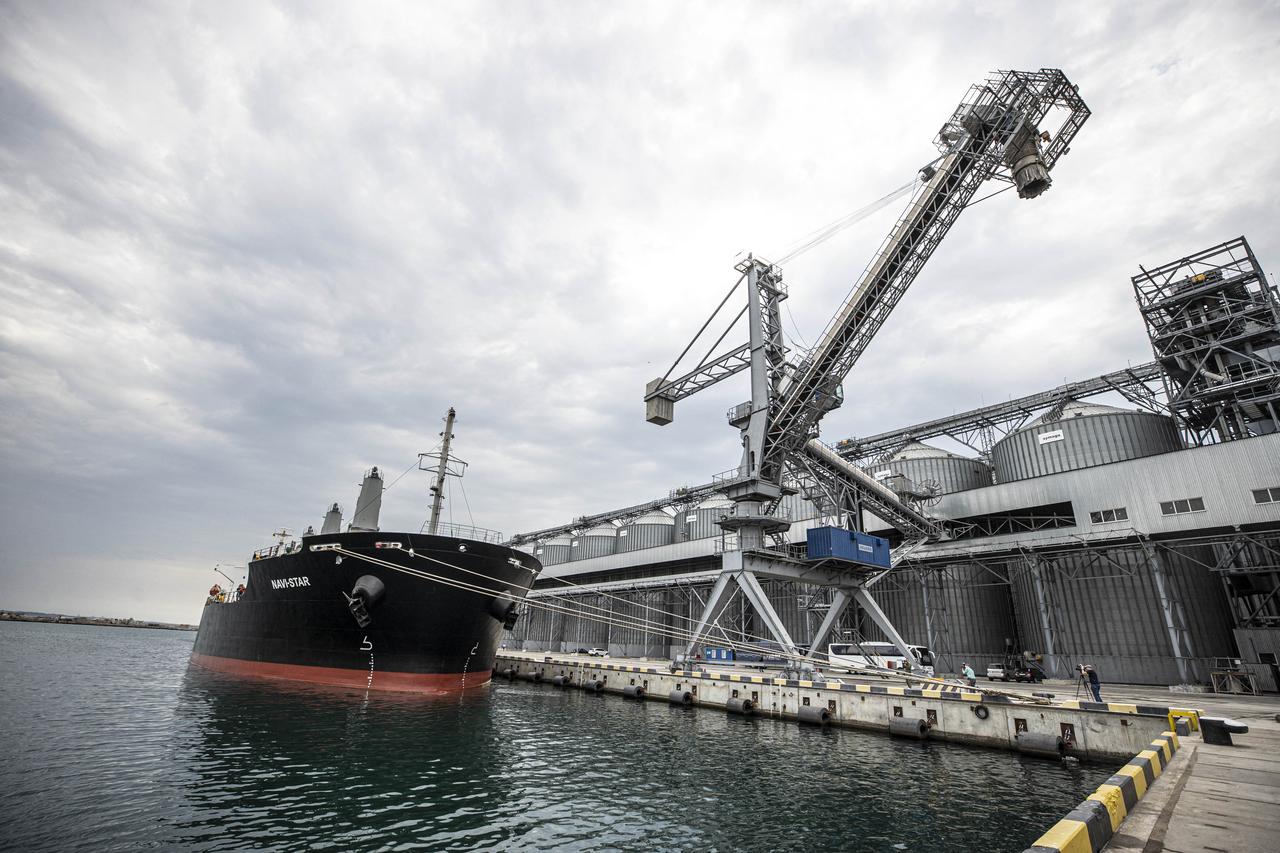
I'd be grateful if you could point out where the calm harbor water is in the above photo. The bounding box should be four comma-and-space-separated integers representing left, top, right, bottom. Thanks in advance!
0, 620, 1111, 851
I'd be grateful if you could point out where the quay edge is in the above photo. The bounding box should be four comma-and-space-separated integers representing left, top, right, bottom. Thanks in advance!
495, 651, 1195, 762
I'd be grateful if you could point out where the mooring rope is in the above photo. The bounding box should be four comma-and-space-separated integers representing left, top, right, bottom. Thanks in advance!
329, 544, 1045, 702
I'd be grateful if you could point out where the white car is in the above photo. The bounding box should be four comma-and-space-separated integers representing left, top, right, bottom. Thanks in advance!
986, 663, 1007, 681
586, 648, 609, 657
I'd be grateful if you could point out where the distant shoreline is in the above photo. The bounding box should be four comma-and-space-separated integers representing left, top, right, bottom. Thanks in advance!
0, 611, 197, 632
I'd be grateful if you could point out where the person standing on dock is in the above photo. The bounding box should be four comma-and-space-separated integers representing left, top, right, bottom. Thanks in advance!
1079, 663, 1102, 702
961, 662, 976, 687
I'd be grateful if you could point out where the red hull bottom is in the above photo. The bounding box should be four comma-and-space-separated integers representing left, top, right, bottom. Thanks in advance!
190, 652, 492, 695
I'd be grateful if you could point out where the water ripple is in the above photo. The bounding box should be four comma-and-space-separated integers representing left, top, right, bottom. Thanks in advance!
1, 621, 1109, 851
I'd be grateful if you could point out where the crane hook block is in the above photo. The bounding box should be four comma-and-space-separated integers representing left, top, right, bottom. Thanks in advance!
645, 377, 675, 425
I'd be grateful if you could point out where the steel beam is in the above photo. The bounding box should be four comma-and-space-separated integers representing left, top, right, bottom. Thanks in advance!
806, 589, 853, 662
680, 571, 738, 659
851, 586, 922, 672
735, 570, 801, 658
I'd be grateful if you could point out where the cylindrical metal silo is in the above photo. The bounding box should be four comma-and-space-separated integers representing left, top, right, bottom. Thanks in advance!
689, 496, 733, 540
617, 511, 675, 552
571, 524, 617, 560
936, 565, 1017, 666
1009, 544, 1234, 684
872, 441, 992, 494
991, 401, 1181, 483
536, 536, 572, 566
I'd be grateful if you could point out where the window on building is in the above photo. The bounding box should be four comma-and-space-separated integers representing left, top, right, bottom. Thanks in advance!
1159, 497, 1205, 516
1089, 507, 1129, 524
1252, 487, 1280, 505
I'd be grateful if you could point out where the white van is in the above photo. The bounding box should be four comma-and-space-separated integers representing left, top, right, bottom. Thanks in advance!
827, 642, 936, 677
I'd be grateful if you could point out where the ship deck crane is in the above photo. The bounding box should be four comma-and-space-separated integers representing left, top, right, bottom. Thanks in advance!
643, 69, 1091, 668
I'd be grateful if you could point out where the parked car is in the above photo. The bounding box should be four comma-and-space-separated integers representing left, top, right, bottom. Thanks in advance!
1012, 662, 1046, 683
575, 648, 589, 654
586, 648, 609, 657
986, 662, 1007, 681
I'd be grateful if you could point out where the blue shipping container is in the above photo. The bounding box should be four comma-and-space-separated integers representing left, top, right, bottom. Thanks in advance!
805, 526, 890, 568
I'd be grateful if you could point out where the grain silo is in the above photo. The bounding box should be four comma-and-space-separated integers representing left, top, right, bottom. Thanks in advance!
536, 536, 572, 566
617, 511, 675, 552
991, 401, 1181, 483
872, 441, 992, 494
688, 495, 733, 540
571, 524, 618, 560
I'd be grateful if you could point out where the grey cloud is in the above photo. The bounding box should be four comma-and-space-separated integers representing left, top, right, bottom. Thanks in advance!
3, 0, 1279, 623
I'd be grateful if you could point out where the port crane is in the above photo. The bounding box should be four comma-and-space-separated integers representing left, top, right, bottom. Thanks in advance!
644, 69, 1091, 667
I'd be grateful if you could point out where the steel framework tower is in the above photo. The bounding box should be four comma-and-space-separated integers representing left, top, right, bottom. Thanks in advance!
1133, 237, 1280, 444
644, 69, 1091, 668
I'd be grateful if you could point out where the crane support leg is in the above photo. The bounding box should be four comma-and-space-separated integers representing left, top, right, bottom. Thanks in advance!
851, 586, 922, 672
734, 570, 801, 659
681, 571, 737, 660
806, 588, 853, 662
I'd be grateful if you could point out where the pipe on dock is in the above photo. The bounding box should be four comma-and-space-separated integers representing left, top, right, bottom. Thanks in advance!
797, 706, 831, 726
623, 684, 646, 700
726, 697, 755, 716
889, 717, 930, 739
668, 690, 693, 707
1015, 732, 1066, 759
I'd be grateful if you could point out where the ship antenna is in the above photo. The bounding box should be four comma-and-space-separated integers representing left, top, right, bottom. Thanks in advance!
419, 407, 467, 535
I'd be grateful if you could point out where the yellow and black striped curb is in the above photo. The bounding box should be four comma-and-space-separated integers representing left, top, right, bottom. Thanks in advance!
1020, 730, 1181, 853
497, 655, 1201, 731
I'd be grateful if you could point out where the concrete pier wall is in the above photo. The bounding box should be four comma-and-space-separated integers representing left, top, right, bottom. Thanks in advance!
496, 652, 1192, 762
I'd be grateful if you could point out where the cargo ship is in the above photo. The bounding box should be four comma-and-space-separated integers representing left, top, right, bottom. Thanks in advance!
191, 409, 539, 694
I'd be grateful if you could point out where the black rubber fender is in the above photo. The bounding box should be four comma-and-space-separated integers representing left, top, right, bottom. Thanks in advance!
1015, 731, 1066, 759
622, 684, 646, 700
726, 697, 755, 716
797, 705, 831, 726
668, 690, 693, 707
972, 704, 990, 720
889, 717, 930, 739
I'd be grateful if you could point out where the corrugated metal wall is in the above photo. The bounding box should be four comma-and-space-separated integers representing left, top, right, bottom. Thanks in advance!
617, 516, 674, 552
992, 410, 1181, 483
1009, 545, 1234, 683
882, 456, 993, 494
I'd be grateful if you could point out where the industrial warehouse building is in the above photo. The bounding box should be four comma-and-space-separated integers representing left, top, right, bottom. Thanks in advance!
508, 238, 1280, 691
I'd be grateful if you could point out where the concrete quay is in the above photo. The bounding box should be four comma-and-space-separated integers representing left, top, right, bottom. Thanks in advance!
1099, 716, 1280, 853
495, 651, 1191, 762
498, 652, 1280, 852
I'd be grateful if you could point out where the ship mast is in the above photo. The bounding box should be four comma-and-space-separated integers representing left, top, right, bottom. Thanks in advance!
427, 407, 456, 535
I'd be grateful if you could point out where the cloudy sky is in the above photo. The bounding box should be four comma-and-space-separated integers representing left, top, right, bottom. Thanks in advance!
3, 1, 1278, 623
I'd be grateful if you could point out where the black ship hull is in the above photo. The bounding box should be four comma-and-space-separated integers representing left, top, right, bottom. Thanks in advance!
191, 531, 537, 695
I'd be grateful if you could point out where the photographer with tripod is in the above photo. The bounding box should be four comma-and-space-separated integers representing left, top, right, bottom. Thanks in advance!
1075, 663, 1102, 702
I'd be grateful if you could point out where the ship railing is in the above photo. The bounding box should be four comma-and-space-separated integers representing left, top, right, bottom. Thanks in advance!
252, 544, 281, 561
424, 521, 505, 544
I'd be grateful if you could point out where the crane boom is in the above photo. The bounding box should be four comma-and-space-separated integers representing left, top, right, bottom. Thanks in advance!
640, 67, 1090, 675
761, 70, 1090, 482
